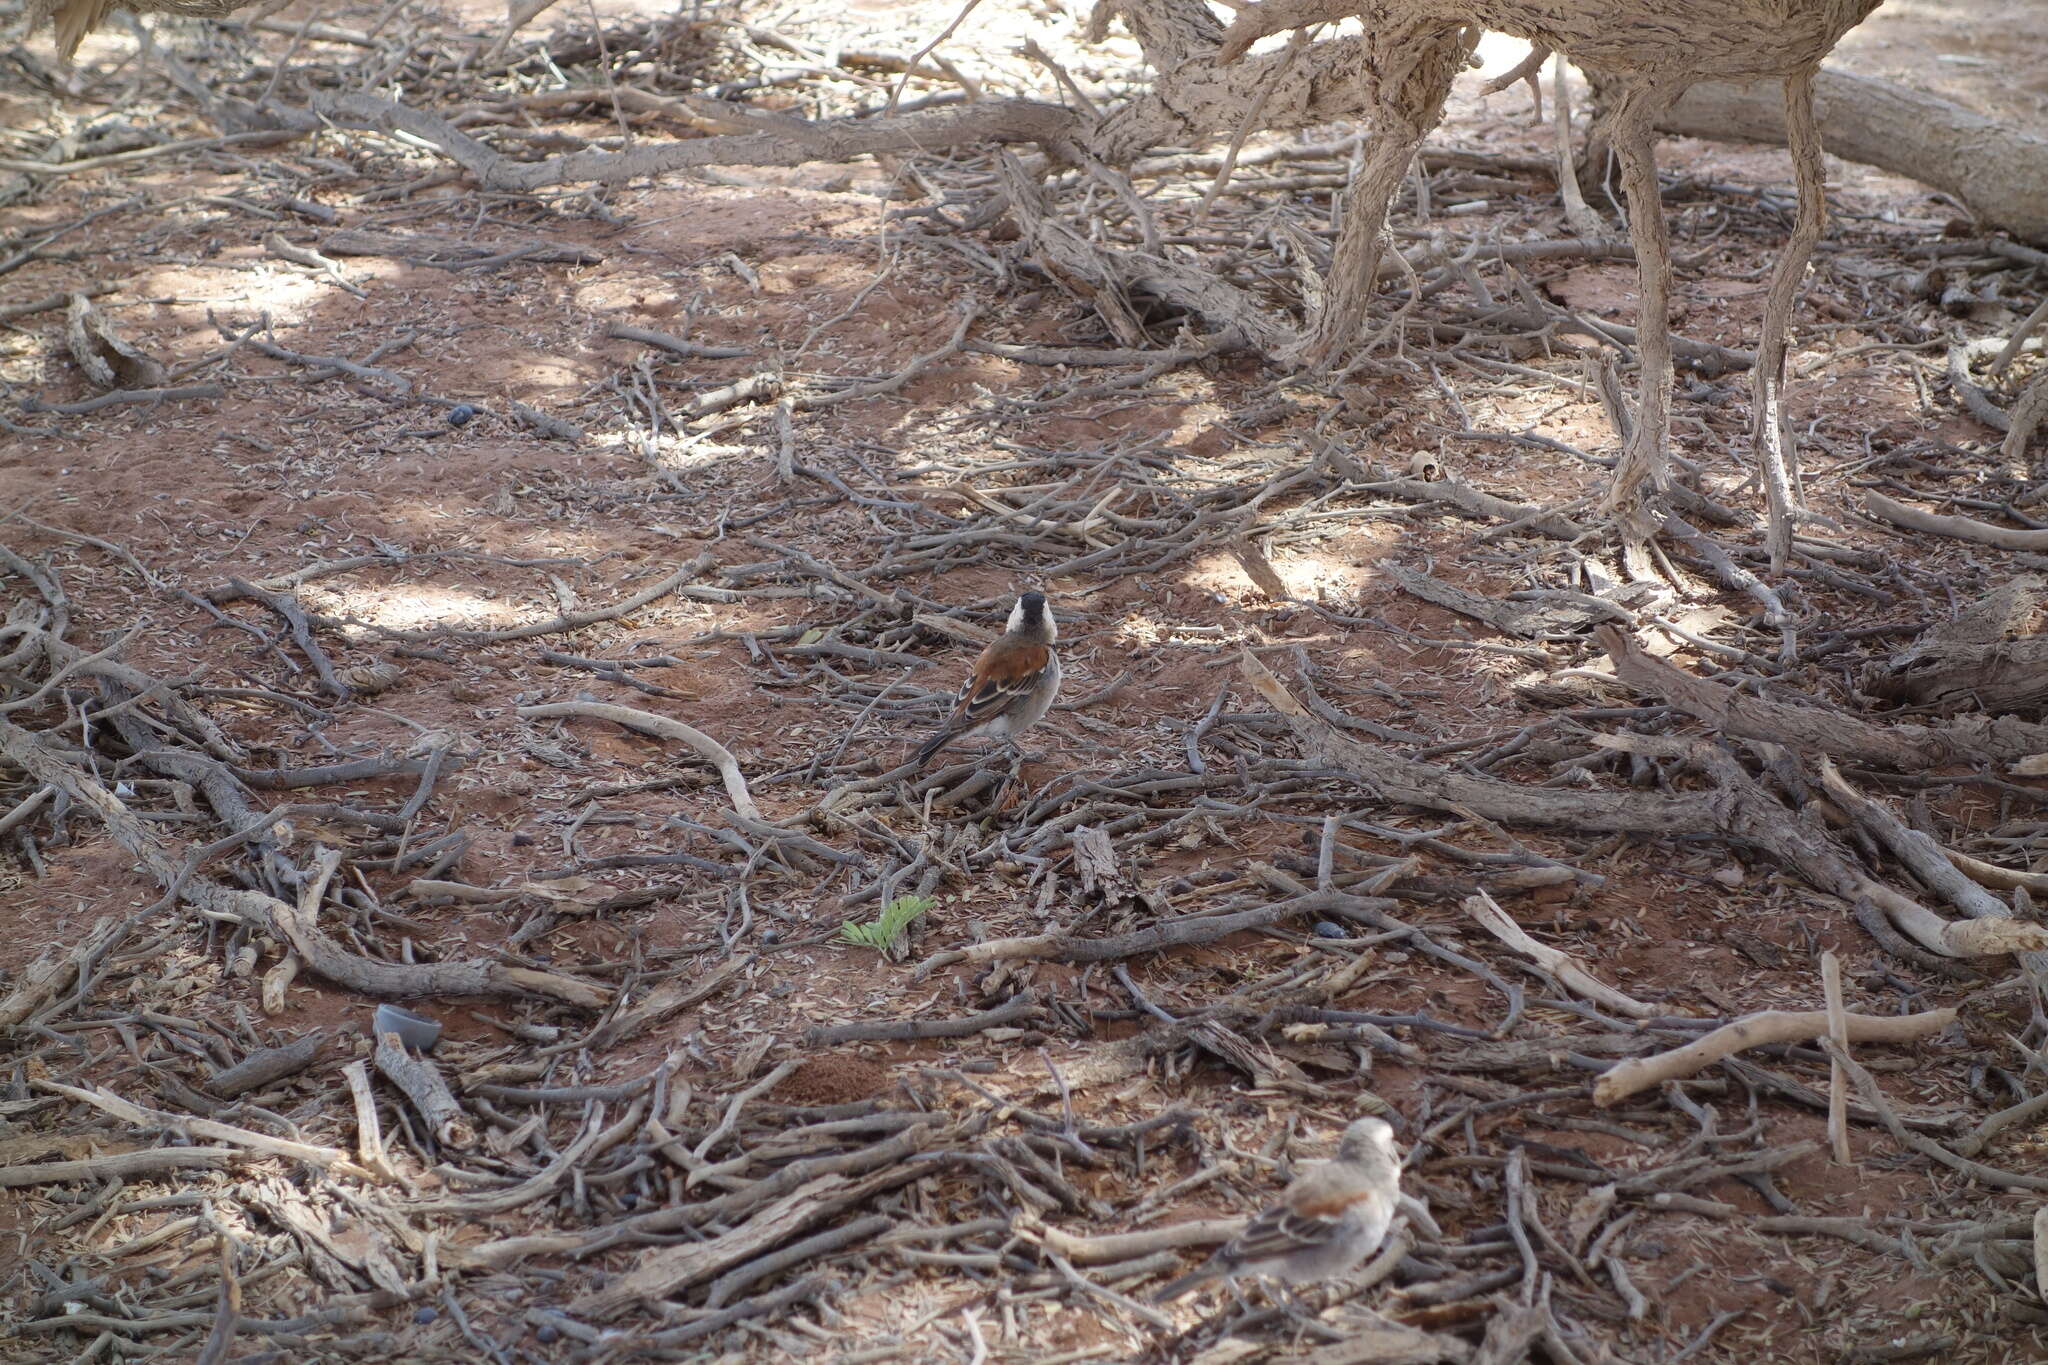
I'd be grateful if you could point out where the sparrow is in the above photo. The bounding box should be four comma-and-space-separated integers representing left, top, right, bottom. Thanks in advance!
915, 591, 1061, 769
1154, 1116, 1405, 1304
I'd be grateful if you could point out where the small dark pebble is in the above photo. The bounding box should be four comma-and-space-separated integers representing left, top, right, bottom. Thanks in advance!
414, 1307, 437, 1325
447, 403, 476, 426
760, 928, 780, 944
536, 1325, 560, 1344
1313, 921, 1346, 939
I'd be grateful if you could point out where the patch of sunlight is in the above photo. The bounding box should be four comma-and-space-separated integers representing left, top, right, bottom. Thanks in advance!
131, 264, 329, 327
643, 429, 758, 476
1275, 547, 1385, 598
315, 582, 523, 633
1473, 32, 1538, 82
1183, 529, 1399, 601
1110, 607, 1260, 652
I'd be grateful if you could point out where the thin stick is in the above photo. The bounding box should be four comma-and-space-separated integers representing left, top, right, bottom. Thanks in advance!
884, 0, 982, 115
1192, 27, 1313, 229
1821, 951, 1852, 1164
342, 1059, 399, 1181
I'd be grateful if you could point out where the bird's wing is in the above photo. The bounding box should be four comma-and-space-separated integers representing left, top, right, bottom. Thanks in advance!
1227, 1201, 1348, 1263
1228, 1168, 1390, 1263
950, 641, 1051, 730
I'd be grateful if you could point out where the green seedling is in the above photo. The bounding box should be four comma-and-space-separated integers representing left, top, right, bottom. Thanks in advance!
839, 894, 934, 958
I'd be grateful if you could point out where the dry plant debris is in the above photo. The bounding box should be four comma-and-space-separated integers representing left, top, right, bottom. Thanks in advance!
1, 0, 2047, 1362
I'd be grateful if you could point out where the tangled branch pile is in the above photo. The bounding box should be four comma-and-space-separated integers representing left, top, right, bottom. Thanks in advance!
4, 0, 2048, 1360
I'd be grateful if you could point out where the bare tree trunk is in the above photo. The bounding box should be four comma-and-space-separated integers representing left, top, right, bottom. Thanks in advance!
1602, 82, 1679, 562
1301, 22, 1475, 366
1750, 68, 1826, 571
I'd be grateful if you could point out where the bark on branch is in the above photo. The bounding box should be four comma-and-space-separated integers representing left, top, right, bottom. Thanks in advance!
1237, 649, 2048, 960
1596, 625, 2048, 770
1652, 70, 2048, 244
1593, 1007, 1956, 1105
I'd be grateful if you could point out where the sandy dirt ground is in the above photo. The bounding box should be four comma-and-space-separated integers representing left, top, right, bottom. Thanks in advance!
1, 0, 2046, 1361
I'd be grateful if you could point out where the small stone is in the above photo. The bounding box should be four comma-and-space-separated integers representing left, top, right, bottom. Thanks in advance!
1314, 921, 1346, 939
414, 1307, 437, 1325
447, 403, 477, 426
536, 1325, 560, 1344
760, 928, 780, 945
1712, 865, 1746, 888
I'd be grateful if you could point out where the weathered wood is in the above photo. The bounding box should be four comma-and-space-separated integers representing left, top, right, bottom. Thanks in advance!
1862, 576, 2048, 712
372, 1031, 475, 1150
0, 916, 125, 1028
0, 714, 608, 1009
1597, 625, 2048, 769
1650, 70, 2048, 244
1240, 649, 2048, 959
207, 1033, 324, 1098
1593, 1007, 1955, 1105
570, 1168, 918, 1318
0, 1145, 240, 1188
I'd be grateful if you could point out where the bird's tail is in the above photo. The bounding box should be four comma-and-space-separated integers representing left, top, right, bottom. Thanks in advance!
1152, 1265, 1222, 1304
913, 727, 953, 770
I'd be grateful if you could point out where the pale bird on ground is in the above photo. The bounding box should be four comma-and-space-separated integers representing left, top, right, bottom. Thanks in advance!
1155, 1116, 1414, 1305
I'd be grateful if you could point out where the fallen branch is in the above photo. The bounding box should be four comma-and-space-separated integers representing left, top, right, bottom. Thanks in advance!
1593, 1007, 1955, 1106
1016, 1215, 1241, 1265
1945, 847, 2048, 897
1864, 490, 2048, 553
19, 384, 224, 415
583, 960, 746, 1052
915, 891, 1390, 978
207, 1034, 324, 1098
804, 991, 1041, 1045
1827, 1041, 2048, 1192
311, 18, 1395, 191
517, 701, 759, 821
1598, 624, 2048, 770
606, 323, 751, 360
317, 90, 1080, 192
0, 1146, 241, 1188
1817, 759, 2048, 987
1239, 650, 2039, 959
37, 1080, 373, 1176
1651, 68, 2048, 244
571, 1168, 920, 1318
0, 916, 127, 1028
1462, 890, 1658, 1019
0, 714, 608, 1007
373, 1031, 476, 1150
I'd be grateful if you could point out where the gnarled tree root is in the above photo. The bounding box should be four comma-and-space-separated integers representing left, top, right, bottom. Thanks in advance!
0, 713, 608, 1008
1237, 650, 2048, 962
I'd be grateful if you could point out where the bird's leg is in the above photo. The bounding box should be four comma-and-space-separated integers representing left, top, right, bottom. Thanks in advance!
1752, 68, 1826, 572
993, 741, 1031, 809
1011, 736, 1050, 766
1600, 81, 1680, 584
1274, 1282, 1320, 1326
